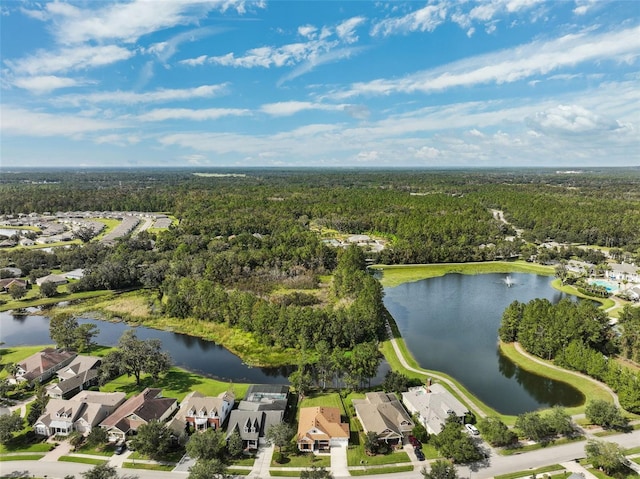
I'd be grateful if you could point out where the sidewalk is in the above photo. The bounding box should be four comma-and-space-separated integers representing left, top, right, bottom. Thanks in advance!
250, 444, 274, 478
561, 460, 600, 479
40, 440, 72, 462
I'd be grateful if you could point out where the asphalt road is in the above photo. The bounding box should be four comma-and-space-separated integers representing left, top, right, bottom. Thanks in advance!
1, 429, 639, 479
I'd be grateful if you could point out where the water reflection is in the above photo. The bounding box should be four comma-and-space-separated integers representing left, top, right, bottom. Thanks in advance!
383, 272, 585, 414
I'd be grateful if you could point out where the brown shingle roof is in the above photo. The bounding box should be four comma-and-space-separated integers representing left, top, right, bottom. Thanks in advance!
100, 388, 176, 434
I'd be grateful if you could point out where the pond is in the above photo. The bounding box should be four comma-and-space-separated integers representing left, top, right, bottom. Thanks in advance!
0, 311, 391, 386
382, 272, 585, 415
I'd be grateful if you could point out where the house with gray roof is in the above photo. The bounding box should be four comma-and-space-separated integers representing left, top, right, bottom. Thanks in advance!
14, 348, 77, 385
226, 410, 284, 450
352, 392, 414, 447
402, 383, 469, 435
169, 390, 235, 434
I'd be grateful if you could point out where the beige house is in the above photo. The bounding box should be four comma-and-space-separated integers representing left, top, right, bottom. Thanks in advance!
297, 407, 349, 452
34, 392, 125, 437
169, 390, 235, 434
14, 348, 77, 384
352, 392, 414, 447
402, 383, 469, 435
100, 388, 178, 442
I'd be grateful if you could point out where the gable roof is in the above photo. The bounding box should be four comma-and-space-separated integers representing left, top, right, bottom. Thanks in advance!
57, 355, 101, 381
18, 348, 77, 381
226, 410, 283, 441
402, 384, 469, 434
100, 388, 176, 434
46, 369, 98, 396
72, 391, 127, 408
297, 407, 349, 443
168, 390, 235, 433
353, 392, 414, 438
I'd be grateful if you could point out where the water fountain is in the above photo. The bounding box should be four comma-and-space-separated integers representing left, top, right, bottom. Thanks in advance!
504, 275, 513, 287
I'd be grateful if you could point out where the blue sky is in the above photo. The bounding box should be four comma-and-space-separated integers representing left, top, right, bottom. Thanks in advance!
1, 0, 639, 168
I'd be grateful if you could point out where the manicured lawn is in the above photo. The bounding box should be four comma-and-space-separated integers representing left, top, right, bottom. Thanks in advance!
626, 446, 640, 455
270, 471, 303, 477
300, 392, 345, 412
372, 261, 554, 288
499, 342, 613, 416
494, 464, 565, 479
350, 465, 415, 476
0, 345, 50, 379
101, 366, 250, 402
499, 436, 586, 456
347, 447, 411, 467
0, 432, 53, 454
58, 455, 107, 465
122, 462, 174, 471
229, 456, 257, 467
128, 449, 183, 463
75, 443, 117, 457
272, 453, 330, 468
0, 453, 45, 461
0, 289, 111, 312
588, 467, 639, 479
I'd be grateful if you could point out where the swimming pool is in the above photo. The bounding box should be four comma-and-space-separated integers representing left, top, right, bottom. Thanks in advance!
589, 279, 619, 292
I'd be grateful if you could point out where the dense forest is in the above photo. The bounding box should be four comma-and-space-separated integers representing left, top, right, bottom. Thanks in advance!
499, 299, 640, 413
1, 168, 639, 399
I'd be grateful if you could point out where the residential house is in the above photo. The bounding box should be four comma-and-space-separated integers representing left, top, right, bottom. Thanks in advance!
100, 388, 178, 442
225, 384, 289, 451
46, 369, 99, 400
35, 274, 68, 286
0, 278, 27, 293
608, 263, 639, 283
14, 348, 77, 385
169, 390, 235, 434
34, 392, 125, 437
402, 383, 469, 435
226, 410, 284, 451
352, 392, 414, 447
297, 407, 349, 452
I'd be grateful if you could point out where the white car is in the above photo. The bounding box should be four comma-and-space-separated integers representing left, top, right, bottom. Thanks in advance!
465, 424, 479, 435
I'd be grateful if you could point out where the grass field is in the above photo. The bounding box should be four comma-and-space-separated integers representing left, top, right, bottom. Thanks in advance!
272, 453, 330, 468
350, 465, 415, 476
58, 455, 107, 465
494, 464, 566, 479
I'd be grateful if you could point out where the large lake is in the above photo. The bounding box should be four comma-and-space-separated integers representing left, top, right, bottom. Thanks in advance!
0, 311, 390, 386
383, 272, 584, 415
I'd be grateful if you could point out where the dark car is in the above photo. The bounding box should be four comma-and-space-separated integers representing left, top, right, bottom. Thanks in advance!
408, 435, 422, 448
415, 448, 425, 461
114, 442, 127, 455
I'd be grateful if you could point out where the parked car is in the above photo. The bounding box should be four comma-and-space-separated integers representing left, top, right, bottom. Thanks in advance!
408, 435, 422, 448
415, 447, 425, 461
114, 442, 127, 455
465, 424, 480, 435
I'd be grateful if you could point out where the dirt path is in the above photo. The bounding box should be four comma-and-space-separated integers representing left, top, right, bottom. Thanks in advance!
513, 342, 620, 407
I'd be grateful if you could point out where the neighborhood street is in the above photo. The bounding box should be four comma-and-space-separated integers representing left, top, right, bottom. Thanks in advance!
1, 428, 639, 479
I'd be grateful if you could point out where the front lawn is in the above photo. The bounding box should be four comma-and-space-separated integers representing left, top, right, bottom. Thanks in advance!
350, 465, 415, 476
58, 456, 107, 465
122, 462, 174, 471
271, 452, 330, 468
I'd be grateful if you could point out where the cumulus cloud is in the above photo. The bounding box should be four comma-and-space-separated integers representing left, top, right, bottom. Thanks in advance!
526, 104, 623, 135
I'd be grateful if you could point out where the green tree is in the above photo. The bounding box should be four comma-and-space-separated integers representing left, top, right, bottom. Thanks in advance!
301, 466, 334, 479
545, 407, 574, 437
364, 431, 382, 455
432, 416, 482, 463
74, 323, 99, 352
421, 459, 459, 479
116, 330, 172, 385
585, 400, 628, 430
187, 458, 230, 479
0, 413, 23, 445
86, 426, 109, 449
8, 282, 26, 300
265, 422, 294, 454
186, 428, 226, 461
515, 411, 551, 442
40, 281, 58, 298
411, 420, 430, 443
130, 421, 173, 460
585, 440, 627, 475
289, 367, 312, 397
226, 429, 244, 458
476, 417, 516, 447
80, 463, 138, 479
27, 383, 48, 426
49, 313, 80, 350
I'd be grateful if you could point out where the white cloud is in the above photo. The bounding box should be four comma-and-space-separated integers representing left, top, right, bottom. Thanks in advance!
147, 27, 220, 63
54, 84, 229, 106
260, 101, 345, 116
526, 104, 623, 135
327, 26, 640, 100
11, 75, 85, 94
1, 106, 122, 137
137, 107, 249, 122
45, 0, 256, 45
5, 45, 134, 76
371, 4, 447, 36
94, 133, 142, 146
336, 16, 366, 44
278, 46, 365, 85
298, 24, 317, 39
